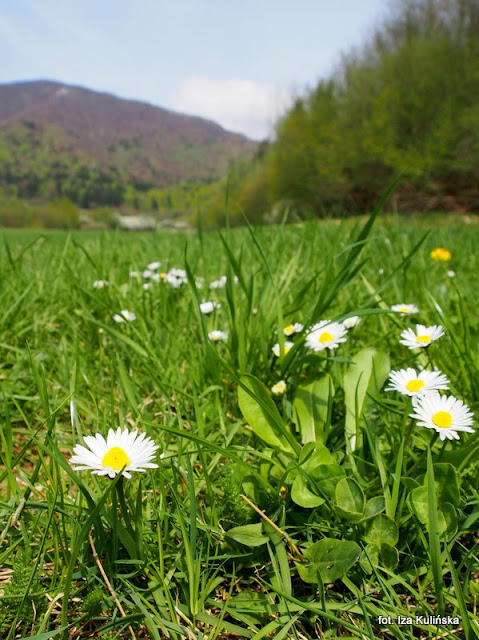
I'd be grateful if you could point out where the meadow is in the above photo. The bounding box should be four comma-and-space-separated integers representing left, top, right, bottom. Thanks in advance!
0, 207, 478, 640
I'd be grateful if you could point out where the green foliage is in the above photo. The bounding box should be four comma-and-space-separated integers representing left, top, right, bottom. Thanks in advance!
0, 213, 478, 637
218, 0, 479, 222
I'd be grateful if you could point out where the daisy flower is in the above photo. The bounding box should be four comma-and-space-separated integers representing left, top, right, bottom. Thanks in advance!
208, 330, 228, 341
272, 341, 294, 357
391, 303, 419, 315
305, 321, 347, 352
147, 261, 161, 270
93, 279, 109, 289
271, 380, 287, 396
399, 324, 445, 349
386, 368, 450, 397
165, 268, 188, 288
283, 323, 303, 336
342, 315, 361, 329
430, 247, 451, 262
200, 301, 221, 314
113, 309, 137, 323
70, 427, 159, 478
410, 393, 474, 441
209, 275, 227, 289
447, 270, 456, 278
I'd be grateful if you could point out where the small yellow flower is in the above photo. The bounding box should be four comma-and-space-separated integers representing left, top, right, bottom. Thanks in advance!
430, 247, 451, 261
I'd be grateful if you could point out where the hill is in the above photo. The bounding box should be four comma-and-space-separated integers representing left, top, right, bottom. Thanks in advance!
0, 80, 256, 207
217, 0, 479, 223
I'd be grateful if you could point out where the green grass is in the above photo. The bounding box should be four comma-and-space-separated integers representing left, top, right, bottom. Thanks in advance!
0, 214, 478, 639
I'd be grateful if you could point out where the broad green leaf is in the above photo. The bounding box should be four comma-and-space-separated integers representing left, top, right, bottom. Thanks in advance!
238, 374, 296, 454
432, 463, 461, 507
311, 464, 345, 498
299, 442, 334, 471
335, 477, 365, 520
409, 487, 458, 539
363, 496, 386, 520
296, 538, 361, 584
292, 374, 335, 444
363, 515, 399, 546
226, 523, 269, 547
291, 475, 325, 508
360, 543, 399, 573
343, 348, 390, 453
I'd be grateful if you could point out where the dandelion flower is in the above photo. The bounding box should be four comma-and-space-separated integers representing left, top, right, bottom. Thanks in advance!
283, 323, 303, 336
200, 301, 221, 314
305, 321, 347, 352
430, 247, 451, 261
208, 330, 228, 341
342, 315, 361, 329
93, 279, 109, 289
410, 392, 474, 441
386, 368, 450, 397
70, 427, 159, 478
391, 303, 419, 315
272, 341, 294, 357
271, 380, 287, 395
399, 324, 445, 349
113, 309, 137, 323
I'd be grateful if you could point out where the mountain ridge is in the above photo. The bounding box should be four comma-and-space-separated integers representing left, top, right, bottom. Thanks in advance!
0, 80, 256, 205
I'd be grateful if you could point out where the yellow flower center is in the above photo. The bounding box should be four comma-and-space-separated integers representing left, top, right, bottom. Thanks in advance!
102, 446, 130, 470
284, 345, 291, 354
319, 331, 333, 343
406, 379, 425, 393
400, 307, 410, 313
416, 335, 430, 344
432, 410, 452, 429
284, 324, 295, 335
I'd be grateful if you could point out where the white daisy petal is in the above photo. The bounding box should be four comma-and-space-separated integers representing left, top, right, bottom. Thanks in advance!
409, 392, 474, 441
342, 316, 361, 329
272, 341, 294, 357
208, 330, 228, 341
70, 428, 159, 478
305, 321, 348, 352
283, 323, 303, 336
391, 303, 419, 315
399, 324, 445, 349
385, 368, 450, 397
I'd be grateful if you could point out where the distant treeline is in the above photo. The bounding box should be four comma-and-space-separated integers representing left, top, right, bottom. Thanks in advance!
207, 0, 479, 223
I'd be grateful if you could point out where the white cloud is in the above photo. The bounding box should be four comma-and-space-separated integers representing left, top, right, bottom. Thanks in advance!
171, 76, 294, 140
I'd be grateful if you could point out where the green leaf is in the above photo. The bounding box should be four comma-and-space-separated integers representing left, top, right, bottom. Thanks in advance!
238, 374, 296, 455
291, 475, 325, 508
363, 515, 399, 546
409, 486, 458, 540
298, 442, 334, 470
432, 463, 461, 507
360, 543, 399, 573
296, 538, 361, 584
226, 523, 269, 547
343, 348, 390, 453
311, 464, 345, 498
292, 374, 335, 444
363, 496, 386, 520
335, 477, 365, 520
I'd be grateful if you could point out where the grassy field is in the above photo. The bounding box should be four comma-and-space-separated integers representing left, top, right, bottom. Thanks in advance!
0, 210, 478, 639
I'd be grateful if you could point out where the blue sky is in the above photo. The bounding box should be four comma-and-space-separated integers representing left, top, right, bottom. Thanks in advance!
0, 0, 389, 139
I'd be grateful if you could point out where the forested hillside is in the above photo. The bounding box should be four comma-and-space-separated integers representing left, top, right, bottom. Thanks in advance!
0, 81, 255, 208
214, 0, 479, 224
